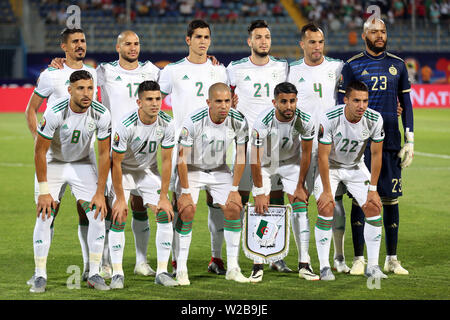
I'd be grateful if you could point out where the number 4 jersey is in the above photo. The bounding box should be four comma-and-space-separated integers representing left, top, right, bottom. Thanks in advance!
318, 104, 384, 169
287, 56, 343, 146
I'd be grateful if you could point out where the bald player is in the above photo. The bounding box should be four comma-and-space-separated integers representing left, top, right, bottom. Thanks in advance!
338, 18, 414, 275
175, 82, 249, 285
50, 30, 161, 278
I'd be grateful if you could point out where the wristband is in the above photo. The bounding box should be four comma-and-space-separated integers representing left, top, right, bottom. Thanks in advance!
181, 188, 191, 194
230, 185, 239, 192
252, 186, 265, 196
38, 182, 50, 195
368, 185, 377, 192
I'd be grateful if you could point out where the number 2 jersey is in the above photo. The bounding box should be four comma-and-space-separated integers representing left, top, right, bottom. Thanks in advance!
318, 104, 384, 169
112, 109, 175, 173
159, 58, 228, 135
251, 106, 315, 167
37, 97, 111, 164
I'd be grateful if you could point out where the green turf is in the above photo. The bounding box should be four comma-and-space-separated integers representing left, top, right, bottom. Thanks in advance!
0, 109, 449, 301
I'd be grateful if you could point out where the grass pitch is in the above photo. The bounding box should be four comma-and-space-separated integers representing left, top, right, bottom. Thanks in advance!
0, 109, 449, 302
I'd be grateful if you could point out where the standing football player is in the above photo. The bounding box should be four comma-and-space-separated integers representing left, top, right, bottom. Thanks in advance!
288, 22, 351, 278
226, 20, 290, 281
158, 20, 229, 276
50, 30, 161, 278
338, 18, 414, 275
25, 28, 98, 282
30, 70, 111, 292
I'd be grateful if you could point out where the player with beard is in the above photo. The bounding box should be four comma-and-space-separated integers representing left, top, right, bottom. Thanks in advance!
226, 20, 289, 282
96, 31, 161, 279
50, 30, 161, 279
25, 28, 98, 283
30, 70, 111, 292
338, 18, 414, 276
287, 23, 349, 280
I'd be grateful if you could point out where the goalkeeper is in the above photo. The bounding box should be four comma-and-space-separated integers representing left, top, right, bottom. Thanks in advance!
337, 18, 414, 275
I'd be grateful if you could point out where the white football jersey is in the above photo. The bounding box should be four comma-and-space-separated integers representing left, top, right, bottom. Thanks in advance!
227, 56, 288, 128
159, 58, 228, 135
96, 60, 160, 128
112, 109, 175, 173
252, 107, 315, 167
34, 63, 98, 105
318, 105, 384, 169
179, 107, 249, 171
37, 97, 111, 163
288, 56, 343, 151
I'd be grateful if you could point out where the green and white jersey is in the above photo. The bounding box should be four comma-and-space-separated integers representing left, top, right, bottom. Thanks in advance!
252, 106, 315, 167
226, 56, 288, 128
159, 58, 228, 134
34, 63, 98, 105
112, 108, 175, 173
37, 97, 111, 164
96, 60, 160, 129
318, 104, 384, 169
288, 57, 343, 151
179, 107, 249, 171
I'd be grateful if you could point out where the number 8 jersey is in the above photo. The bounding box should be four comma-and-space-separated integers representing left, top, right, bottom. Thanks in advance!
37, 97, 111, 164
318, 104, 384, 169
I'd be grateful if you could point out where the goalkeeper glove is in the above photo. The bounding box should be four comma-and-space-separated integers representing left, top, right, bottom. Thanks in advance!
398, 129, 414, 168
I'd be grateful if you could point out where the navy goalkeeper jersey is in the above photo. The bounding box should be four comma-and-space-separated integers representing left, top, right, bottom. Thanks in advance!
338, 51, 413, 151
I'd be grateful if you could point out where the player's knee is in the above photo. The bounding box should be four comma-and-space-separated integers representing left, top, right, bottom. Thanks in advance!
318, 203, 334, 218
223, 202, 241, 220
179, 206, 195, 222
363, 201, 381, 217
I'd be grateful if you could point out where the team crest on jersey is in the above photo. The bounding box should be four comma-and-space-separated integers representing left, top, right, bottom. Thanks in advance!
113, 133, 120, 147
361, 129, 370, 140
271, 70, 281, 81
181, 127, 189, 138
389, 65, 398, 76
39, 117, 46, 131
328, 71, 335, 80
156, 126, 164, 140
86, 119, 96, 132
226, 128, 235, 140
